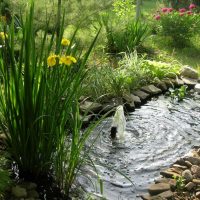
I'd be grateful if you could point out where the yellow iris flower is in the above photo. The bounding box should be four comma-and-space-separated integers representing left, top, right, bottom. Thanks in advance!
47, 54, 59, 67
61, 38, 70, 46
60, 56, 77, 66
0, 32, 8, 40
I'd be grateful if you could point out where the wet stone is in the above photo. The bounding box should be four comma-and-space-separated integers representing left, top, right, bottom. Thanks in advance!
132, 90, 150, 101
140, 85, 162, 95
181, 77, 197, 88
196, 191, 200, 198
191, 165, 200, 178
182, 169, 193, 183
185, 160, 193, 168
193, 179, 200, 185
185, 182, 195, 191
148, 183, 170, 195
80, 101, 103, 114
160, 168, 182, 178
155, 190, 173, 199
154, 81, 168, 91
123, 94, 141, 107
180, 66, 199, 79
184, 156, 200, 166
172, 164, 188, 170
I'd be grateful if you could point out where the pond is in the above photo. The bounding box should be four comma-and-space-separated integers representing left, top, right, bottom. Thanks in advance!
78, 93, 200, 200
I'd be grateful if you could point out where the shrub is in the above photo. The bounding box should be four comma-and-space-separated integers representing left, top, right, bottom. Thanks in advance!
102, 13, 149, 53
155, 5, 200, 47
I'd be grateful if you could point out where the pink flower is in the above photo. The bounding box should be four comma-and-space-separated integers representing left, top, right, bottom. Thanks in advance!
187, 11, 193, 15
179, 12, 185, 16
168, 8, 173, 12
161, 7, 168, 13
155, 15, 161, 20
179, 8, 186, 13
189, 3, 196, 10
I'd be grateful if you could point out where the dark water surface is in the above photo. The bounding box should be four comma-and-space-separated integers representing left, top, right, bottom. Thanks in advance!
78, 94, 200, 200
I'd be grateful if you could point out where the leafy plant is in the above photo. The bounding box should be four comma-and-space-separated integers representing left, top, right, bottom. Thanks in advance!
169, 85, 188, 101
0, 169, 10, 199
102, 13, 149, 53
173, 175, 185, 191
0, 0, 101, 195
155, 5, 200, 47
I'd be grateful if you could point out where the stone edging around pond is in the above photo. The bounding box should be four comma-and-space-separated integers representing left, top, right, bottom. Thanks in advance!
140, 148, 200, 200
79, 66, 200, 128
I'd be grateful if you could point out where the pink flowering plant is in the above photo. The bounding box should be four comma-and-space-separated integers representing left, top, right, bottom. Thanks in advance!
155, 4, 200, 47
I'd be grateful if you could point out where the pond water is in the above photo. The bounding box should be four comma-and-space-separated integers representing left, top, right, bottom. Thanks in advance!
78, 94, 200, 200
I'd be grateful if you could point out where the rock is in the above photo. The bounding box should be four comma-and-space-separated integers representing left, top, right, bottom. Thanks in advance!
184, 156, 200, 166
80, 101, 102, 114
80, 114, 94, 128
140, 85, 162, 95
181, 77, 197, 88
27, 190, 39, 198
123, 94, 141, 107
175, 158, 187, 166
132, 90, 150, 101
124, 101, 135, 112
101, 103, 115, 115
192, 179, 200, 185
154, 81, 168, 91
196, 191, 200, 198
160, 168, 181, 178
175, 78, 184, 86
172, 164, 187, 170
182, 170, 193, 183
185, 161, 193, 168
148, 183, 170, 195
195, 84, 200, 94
155, 190, 173, 199
11, 186, 27, 198
155, 178, 170, 184
163, 79, 174, 88
191, 165, 200, 178
185, 182, 195, 191
0, 133, 6, 140
180, 66, 198, 79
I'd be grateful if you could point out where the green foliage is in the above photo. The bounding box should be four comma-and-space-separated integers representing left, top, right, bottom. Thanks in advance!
141, 60, 180, 80
173, 175, 185, 191
0, 1, 100, 195
113, 0, 135, 18
156, 9, 200, 47
169, 85, 188, 101
102, 13, 149, 53
0, 169, 10, 198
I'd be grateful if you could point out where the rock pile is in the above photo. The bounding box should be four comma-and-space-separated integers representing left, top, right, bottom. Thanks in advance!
141, 148, 200, 200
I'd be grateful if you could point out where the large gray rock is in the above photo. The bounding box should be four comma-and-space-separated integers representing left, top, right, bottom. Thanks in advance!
181, 77, 197, 88
80, 101, 103, 114
123, 94, 141, 107
12, 186, 27, 198
182, 170, 193, 183
132, 90, 150, 101
148, 183, 170, 195
180, 66, 198, 79
155, 81, 168, 91
141, 85, 162, 95
194, 84, 200, 93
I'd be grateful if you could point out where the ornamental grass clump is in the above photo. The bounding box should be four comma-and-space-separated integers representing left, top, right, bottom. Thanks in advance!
154, 4, 200, 47
0, 1, 101, 195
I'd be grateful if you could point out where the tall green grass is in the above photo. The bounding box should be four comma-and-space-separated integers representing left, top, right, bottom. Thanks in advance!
0, 0, 101, 195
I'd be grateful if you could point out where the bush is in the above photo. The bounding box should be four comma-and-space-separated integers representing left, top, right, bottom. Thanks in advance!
102, 13, 149, 53
154, 5, 200, 47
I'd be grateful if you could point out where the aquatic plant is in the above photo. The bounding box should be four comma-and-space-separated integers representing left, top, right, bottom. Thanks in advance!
169, 85, 188, 101
0, 0, 101, 195
173, 175, 185, 191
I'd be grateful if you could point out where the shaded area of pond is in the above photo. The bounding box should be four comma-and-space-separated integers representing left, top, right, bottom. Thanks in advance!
78, 94, 200, 200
